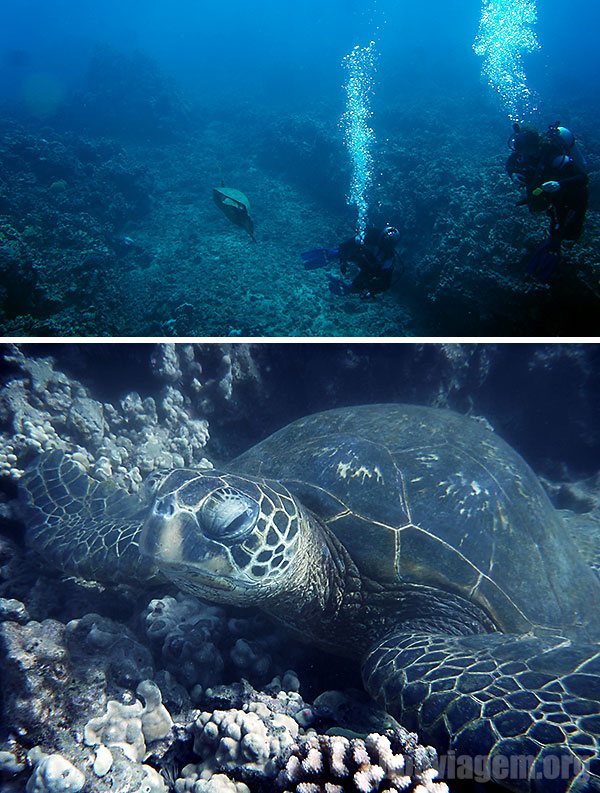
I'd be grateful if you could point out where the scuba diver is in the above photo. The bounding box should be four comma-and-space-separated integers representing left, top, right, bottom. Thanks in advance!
506, 122, 589, 279
301, 225, 401, 298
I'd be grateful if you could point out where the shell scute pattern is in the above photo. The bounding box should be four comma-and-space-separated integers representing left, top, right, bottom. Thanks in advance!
158, 469, 204, 502
231, 404, 600, 641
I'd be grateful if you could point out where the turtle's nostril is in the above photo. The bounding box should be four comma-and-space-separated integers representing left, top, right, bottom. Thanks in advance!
154, 495, 176, 518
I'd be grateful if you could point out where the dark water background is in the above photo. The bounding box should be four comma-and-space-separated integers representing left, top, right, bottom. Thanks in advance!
12, 342, 600, 480
1, 1, 599, 335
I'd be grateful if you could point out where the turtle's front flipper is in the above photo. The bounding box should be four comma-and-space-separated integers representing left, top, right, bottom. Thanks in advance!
20, 450, 159, 585
363, 630, 600, 792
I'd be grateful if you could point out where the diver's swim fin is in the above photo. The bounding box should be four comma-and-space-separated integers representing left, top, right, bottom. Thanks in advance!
301, 248, 338, 270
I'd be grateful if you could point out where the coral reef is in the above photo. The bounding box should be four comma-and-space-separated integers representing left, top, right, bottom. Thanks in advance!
0, 121, 154, 335
0, 592, 443, 793
189, 702, 299, 780
0, 618, 71, 746
0, 343, 272, 487
0, 608, 172, 792
176, 694, 446, 793
276, 730, 445, 793
143, 593, 309, 705
150, 343, 265, 422
143, 595, 225, 696
0, 343, 210, 489
83, 679, 173, 762
25, 748, 85, 793
175, 770, 249, 793
174, 695, 445, 793
2, 82, 598, 334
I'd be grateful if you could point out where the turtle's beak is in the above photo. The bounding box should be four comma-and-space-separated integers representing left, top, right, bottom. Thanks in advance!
140, 496, 233, 578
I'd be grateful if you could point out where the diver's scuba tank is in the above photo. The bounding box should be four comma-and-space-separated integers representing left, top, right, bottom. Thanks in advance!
507, 122, 521, 151
547, 122, 588, 172
507, 123, 539, 189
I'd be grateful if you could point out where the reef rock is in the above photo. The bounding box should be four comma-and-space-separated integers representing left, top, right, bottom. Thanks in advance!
0, 344, 211, 490
26, 748, 85, 793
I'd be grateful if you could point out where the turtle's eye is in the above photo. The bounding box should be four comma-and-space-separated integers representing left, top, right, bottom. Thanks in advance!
143, 470, 166, 499
200, 487, 259, 542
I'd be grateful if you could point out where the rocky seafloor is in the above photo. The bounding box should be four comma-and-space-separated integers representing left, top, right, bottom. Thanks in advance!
1, 342, 600, 792
0, 49, 598, 336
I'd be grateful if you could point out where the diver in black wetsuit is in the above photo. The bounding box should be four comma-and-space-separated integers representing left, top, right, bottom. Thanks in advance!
301, 225, 401, 298
506, 123, 589, 279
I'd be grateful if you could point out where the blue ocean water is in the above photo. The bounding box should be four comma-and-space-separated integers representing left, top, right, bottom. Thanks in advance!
0, 0, 598, 335
3, 1, 598, 121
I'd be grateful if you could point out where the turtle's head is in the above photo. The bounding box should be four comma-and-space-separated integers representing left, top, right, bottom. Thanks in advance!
140, 469, 302, 605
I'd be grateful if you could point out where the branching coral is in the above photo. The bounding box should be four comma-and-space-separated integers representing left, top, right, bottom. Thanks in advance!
276, 730, 447, 793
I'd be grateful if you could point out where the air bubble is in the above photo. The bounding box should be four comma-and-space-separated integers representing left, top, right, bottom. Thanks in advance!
473, 0, 540, 121
341, 41, 378, 241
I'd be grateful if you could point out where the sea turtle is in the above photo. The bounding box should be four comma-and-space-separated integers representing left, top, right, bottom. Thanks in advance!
20, 404, 600, 792
212, 185, 255, 240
